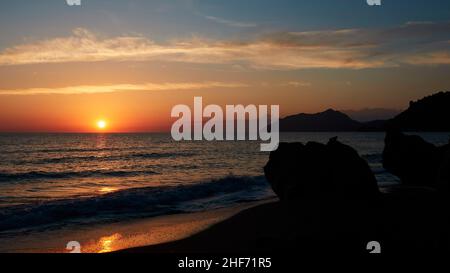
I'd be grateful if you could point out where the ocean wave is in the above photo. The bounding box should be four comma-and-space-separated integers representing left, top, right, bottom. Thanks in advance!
6, 152, 196, 165
1, 147, 133, 155
0, 169, 158, 182
132, 152, 195, 159
0, 176, 272, 234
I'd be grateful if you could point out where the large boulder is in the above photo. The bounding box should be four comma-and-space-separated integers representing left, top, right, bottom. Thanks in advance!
381, 130, 449, 254
383, 130, 449, 189
263, 137, 380, 245
264, 137, 380, 203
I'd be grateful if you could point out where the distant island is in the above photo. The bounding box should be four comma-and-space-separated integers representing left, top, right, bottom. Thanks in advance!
342, 108, 401, 122
279, 91, 450, 132
280, 109, 363, 132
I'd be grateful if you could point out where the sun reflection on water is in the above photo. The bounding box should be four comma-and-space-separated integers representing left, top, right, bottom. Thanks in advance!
98, 233, 122, 253
99, 187, 118, 194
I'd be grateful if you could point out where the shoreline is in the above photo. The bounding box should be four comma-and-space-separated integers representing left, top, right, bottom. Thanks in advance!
120, 186, 449, 255
0, 199, 274, 253
120, 200, 285, 254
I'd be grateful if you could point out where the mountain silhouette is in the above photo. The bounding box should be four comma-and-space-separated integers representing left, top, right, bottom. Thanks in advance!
388, 91, 450, 131
279, 91, 450, 132
343, 108, 400, 122
279, 109, 362, 132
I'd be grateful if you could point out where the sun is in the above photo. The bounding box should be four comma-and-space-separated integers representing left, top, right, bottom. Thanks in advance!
97, 120, 107, 130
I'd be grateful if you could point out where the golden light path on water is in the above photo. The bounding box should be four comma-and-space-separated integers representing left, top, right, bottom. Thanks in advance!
98, 187, 118, 194
98, 233, 123, 253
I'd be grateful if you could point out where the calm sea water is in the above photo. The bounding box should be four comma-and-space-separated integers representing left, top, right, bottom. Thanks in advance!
0, 132, 448, 235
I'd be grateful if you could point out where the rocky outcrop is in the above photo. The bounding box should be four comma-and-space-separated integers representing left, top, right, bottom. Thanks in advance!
261, 135, 448, 254
383, 130, 449, 189
387, 91, 450, 131
263, 137, 380, 243
264, 137, 380, 203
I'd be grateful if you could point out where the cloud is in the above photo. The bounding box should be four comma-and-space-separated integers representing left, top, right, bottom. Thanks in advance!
402, 51, 450, 65
0, 82, 248, 96
282, 81, 312, 87
204, 15, 257, 28
0, 22, 450, 69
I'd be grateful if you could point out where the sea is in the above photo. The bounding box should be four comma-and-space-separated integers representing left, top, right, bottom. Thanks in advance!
0, 132, 448, 238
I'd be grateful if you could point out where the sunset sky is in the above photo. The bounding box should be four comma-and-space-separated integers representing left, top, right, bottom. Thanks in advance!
1, 0, 450, 132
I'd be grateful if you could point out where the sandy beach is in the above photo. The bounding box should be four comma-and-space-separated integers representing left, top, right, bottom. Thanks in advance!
0, 200, 273, 253
120, 200, 287, 254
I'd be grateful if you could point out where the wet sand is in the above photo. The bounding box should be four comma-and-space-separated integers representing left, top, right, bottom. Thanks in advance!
120, 200, 287, 253
0, 200, 272, 253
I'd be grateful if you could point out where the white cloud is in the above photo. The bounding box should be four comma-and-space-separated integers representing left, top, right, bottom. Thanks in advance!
282, 81, 312, 87
402, 51, 450, 65
0, 22, 449, 69
0, 82, 248, 96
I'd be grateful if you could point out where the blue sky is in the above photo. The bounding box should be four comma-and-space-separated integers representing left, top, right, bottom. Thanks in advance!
1, 0, 450, 48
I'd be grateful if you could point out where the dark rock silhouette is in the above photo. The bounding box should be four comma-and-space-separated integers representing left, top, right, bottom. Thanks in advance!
381, 131, 449, 253
263, 135, 449, 255
383, 129, 450, 189
264, 137, 380, 247
264, 137, 379, 202
388, 91, 450, 131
